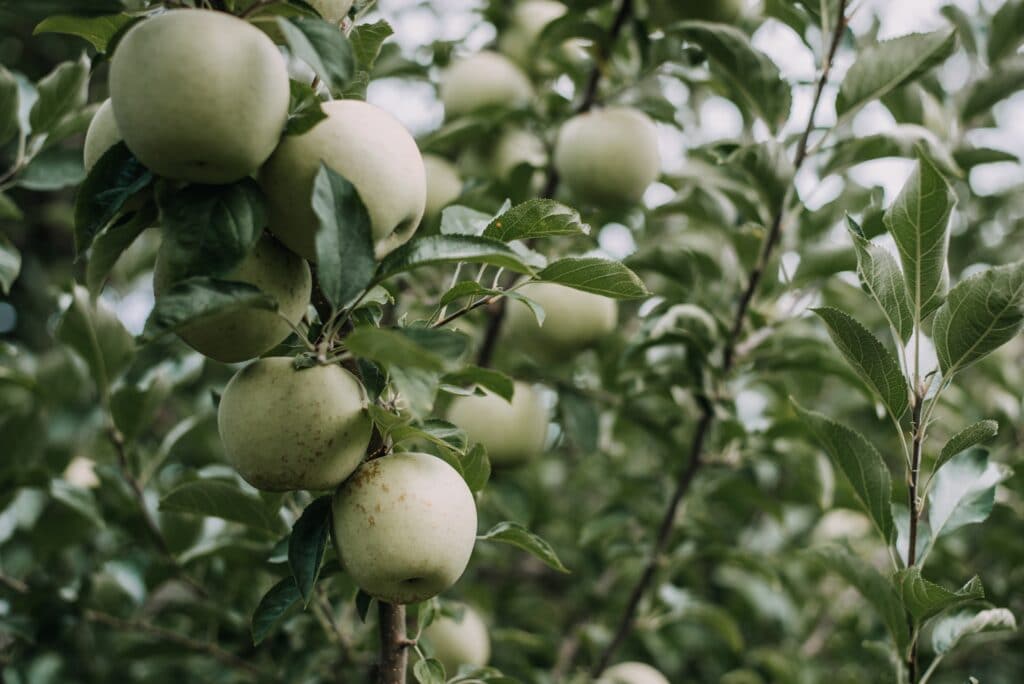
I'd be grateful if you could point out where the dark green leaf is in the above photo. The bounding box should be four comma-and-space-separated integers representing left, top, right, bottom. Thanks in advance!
482, 199, 589, 242
251, 575, 301, 645
987, 0, 1024, 64
0, 232, 21, 295
16, 147, 84, 190
559, 391, 599, 454
537, 257, 649, 299
375, 235, 536, 284
345, 326, 470, 371
349, 19, 393, 71
285, 79, 327, 135
277, 17, 354, 96
33, 13, 135, 53
288, 496, 332, 606
56, 284, 135, 399
478, 521, 569, 573
0, 65, 19, 147
847, 216, 915, 343
160, 479, 286, 535
897, 568, 983, 623
934, 420, 999, 478
461, 443, 490, 493
50, 479, 104, 528
141, 278, 277, 343
85, 203, 156, 295
962, 57, 1024, 121
74, 142, 153, 255
822, 126, 960, 177
413, 658, 445, 684
29, 54, 89, 134
442, 366, 514, 402
312, 163, 375, 309
726, 140, 795, 221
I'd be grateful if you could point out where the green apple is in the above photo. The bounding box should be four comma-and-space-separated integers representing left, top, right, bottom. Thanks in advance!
504, 282, 618, 356
331, 452, 477, 604
83, 99, 121, 173
553, 106, 661, 206
153, 235, 311, 364
649, 0, 746, 26
109, 9, 289, 184
423, 154, 462, 219
499, 1, 567, 65
219, 358, 372, 491
307, 0, 354, 23
447, 381, 548, 466
492, 128, 547, 179
599, 662, 671, 684
423, 604, 491, 674
440, 51, 534, 119
259, 99, 426, 261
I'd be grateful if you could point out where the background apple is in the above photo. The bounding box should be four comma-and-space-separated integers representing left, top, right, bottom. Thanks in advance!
492, 128, 547, 179
82, 99, 120, 172
307, 0, 354, 23
331, 452, 477, 604
447, 381, 549, 465
259, 99, 426, 260
599, 661, 671, 684
499, 1, 566, 64
553, 106, 660, 206
218, 358, 372, 491
153, 235, 311, 364
423, 604, 491, 674
504, 282, 618, 357
440, 51, 534, 118
423, 154, 463, 220
109, 10, 289, 184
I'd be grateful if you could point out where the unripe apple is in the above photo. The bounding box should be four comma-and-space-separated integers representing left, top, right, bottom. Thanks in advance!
153, 235, 311, 364
499, 1, 567, 65
218, 358, 372, 491
599, 662, 671, 684
109, 10, 289, 184
504, 282, 618, 356
259, 99, 426, 261
649, 0, 746, 26
307, 0, 354, 23
447, 381, 548, 466
440, 51, 534, 119
331, 452, 477, 604
423, 154, 462, 219
423, 604, 491, 674
83, 99, 121, 173
492, 128, 547, 179
553, 107, 660, 206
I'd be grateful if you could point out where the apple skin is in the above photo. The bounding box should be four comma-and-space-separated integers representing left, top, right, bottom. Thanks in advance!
423, 604, 491, 674
440, 51, 534, 119
599, 662, 671, 684
83, 99, 121, 173
492, 128, 547, 179
307, 0, 354, 23
447, 381, 548, 466
553, 106, 660, 206
259, 99, 426, 261
504, 282, 618, 356
649, 0, 745, 25
109, 10, 289, 184
499, 0, 567, 65
423, 154, 462, 219
153, 235, 311, 364
218, 358, 372, 491
331, 452, 477, 604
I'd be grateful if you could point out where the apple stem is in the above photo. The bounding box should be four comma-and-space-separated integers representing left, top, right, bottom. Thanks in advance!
377, 602, 409, 684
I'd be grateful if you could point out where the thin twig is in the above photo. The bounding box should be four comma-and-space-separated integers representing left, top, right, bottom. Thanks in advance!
377, 602, 409, 684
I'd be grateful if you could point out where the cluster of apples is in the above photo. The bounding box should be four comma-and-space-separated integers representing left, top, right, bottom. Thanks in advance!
85, 7, 478, 609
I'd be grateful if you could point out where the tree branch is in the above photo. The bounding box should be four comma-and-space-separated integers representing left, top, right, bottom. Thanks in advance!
588, 2, 849, 675
906, 389, 925, 681
377, 602, 409, 684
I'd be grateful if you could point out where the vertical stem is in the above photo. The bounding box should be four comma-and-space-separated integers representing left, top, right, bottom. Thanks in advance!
906, 390, 924, 682
377, 602, 408, 684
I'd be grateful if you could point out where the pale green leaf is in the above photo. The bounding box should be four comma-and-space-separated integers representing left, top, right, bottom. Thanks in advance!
932, 607, 1017, 655
847, 217, 914, 343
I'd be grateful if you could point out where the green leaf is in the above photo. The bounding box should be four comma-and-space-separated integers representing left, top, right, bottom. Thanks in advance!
933, 420, 999, 480
726, 140, 795, 221
792, 403, 895, 542
160, 480, 286, 535
85, 203, 156, 295
74, 142, 153, 255
16, 147, 84, 190
883, 152, 955, 321
559, 391, 599, 454
141, 278, 277, 343
440, 205, 492, 236
928, 449, 1011, 541
251, 575, 301, 645
29, 54, 89, 135
0, 193, 20, 221
822, 126, 960, 178
482, 199, 589, 242
0, 232, 21, 295
537, 257, 649, 299
836, 28, 956, 121
0, 65, 20, 147
345, 326, 470, 372
953, 146, 1019, 170
460, 443, 490, 493
288, 496, 332, 606
438, 281, 498, 308
442, 366, 514, 402
312, 163, 375, 309
349, 19, 393, 71
478, 521, 569, 573
962, 57, 1024, 121
50, 479, 104, 528
893, 502, 931, 566
33, 13, 135, 53
157, 179, 266, 284
56, 284, 135, 399
808, 545, 909, 652
812, 307, 909, 418
932, 607, 1017, 655
277, 17, 354, 96
412, 657, 445, 684
847, 216, 914, 343
110, 374, 169, 444
285, 79, 327, 135
897, 568, 984, 623
374, 235, 536, 284
932, 261, 1024, 376
672, 21, 791, 130
987, 0, 1024, 64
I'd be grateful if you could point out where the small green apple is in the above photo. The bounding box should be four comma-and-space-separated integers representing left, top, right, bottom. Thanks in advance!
504, 282, 618, 356
109, 9, 289, 184
599, 662, 671, 684
423, 604, 491, 674
83, 99, 121, 173
447, 381, 548, 466
423, 154, 463, 220
492, 128, 547, 179
307, 0, 354, 23
499, 1, 567, 65
218, 358, 372, 491
331, 452, 477, 604
553, 106, 660, 206
153, 235, 311, 364
648, 0, 746, 26
440, 51, 534, 119
259, 99, 426, 261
